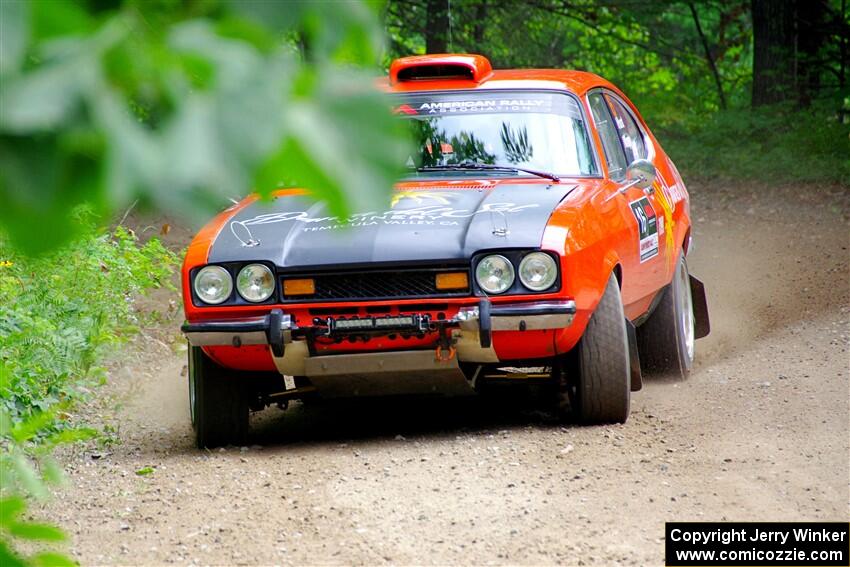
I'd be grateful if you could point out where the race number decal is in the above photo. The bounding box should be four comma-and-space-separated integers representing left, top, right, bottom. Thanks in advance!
629, 197, 659, 262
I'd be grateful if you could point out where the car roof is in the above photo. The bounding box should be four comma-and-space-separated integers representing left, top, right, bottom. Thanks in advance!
379, 54, 620, 96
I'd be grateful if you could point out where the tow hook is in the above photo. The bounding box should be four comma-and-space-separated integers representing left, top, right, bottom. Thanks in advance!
435, 344, 456, 362
435, 323, 456, 362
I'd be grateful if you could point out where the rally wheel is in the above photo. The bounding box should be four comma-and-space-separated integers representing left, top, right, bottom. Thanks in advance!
636, 253, 695, 379
188, 346, 249, 449
560, 273, 631, 424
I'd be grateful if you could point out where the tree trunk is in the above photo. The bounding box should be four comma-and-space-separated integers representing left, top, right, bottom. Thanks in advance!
796, 0, 828, 106
751, 0, 796, 106
841, 0, 847, 89
425, 0, 450, 54
473, 1, 487, 46
689, 3, 727, 110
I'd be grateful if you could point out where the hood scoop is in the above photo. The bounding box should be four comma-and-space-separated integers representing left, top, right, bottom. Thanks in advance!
390, 54, 493, 85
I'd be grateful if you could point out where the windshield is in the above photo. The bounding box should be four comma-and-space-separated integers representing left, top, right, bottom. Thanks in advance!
395, 91, 598, 177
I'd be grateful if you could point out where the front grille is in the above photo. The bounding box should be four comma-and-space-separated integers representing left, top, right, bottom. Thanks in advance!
282, 269, 470, 302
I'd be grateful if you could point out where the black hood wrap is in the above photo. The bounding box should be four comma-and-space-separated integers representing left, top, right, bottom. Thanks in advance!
208, 183, 576, 270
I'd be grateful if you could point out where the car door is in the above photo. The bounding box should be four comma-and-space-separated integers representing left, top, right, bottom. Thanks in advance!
587, 90, 669, 307
602, 92, 678, 277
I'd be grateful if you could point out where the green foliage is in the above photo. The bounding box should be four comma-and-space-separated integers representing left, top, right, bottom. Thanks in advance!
384, 0, 849, 185
0, 0, 410, 254
0, 209, 177, 424
385, 1, 754, 116
0, 1, 407, 563
0, 402, 90, 566
0, 209, 178, 566
658, 99, 850, 184
1, 494, 70, 567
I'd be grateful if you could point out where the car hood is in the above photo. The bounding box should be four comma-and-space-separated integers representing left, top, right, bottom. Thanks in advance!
207, 182, 576, 269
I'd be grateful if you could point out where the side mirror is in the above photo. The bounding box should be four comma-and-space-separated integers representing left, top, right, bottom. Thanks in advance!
624, 159, 656, 191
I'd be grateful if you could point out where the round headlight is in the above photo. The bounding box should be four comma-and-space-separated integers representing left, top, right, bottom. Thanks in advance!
475, 254, 515, 294
236, 264, 275, 302
519, 252, 557, 291
194, 265, 233, 305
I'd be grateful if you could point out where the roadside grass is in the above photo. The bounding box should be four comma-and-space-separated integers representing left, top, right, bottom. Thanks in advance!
0, 209, 178, 565
656, 98, 850, 186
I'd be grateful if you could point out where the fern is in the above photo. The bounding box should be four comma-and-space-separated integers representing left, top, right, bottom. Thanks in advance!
0, 210, 179, 563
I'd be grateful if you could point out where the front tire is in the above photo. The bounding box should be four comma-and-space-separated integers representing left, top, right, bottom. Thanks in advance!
636, 253, 695, 379
563, 274, 631, 424
189, 346, 249, 449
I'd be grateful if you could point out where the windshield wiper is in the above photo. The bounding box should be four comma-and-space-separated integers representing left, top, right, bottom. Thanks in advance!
417, 162, 560, 182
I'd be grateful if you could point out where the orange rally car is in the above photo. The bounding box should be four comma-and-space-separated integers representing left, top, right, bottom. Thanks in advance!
181, 54, 710, 448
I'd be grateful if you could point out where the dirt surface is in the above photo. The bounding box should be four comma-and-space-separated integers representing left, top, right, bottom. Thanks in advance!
44, 182, 849, 566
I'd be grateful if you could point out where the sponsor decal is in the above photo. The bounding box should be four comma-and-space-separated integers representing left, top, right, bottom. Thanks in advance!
229, 199, 540, 246
654, 175, 677, 272
414, 99, 551, 115
393, 104, 418, 115
664, 181, 688, 204
396, 92, 583, 120
390, 191, 453, 207
629, 196, 659, 262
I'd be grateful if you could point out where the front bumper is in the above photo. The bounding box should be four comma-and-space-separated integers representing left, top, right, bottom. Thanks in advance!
182, 298, 576, 373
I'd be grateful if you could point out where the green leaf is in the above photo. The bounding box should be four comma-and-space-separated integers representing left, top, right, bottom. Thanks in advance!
9, 453, 47, 500
135, 466, 154, 476
0, 130, 107, 254
214, 16, 276, 54
226, 0, 306, 32
0, 56, 92, 133
0, 497, 26, 525
30, 0, 93, 42
0, 411, 11, 438
31, 552, 77, 567
169, 20, 263, 87
8, 522, 66, 542
308, 1, 383, 64
0, 540, 27, 567
255, 135, 335, 207
0, 361, 10, 390
42, 427, 96, 448
231, 1, 382, 64
40, 458, 65, 486
0, 0, 409, 255
258, 67, 410, 218
0, 16, 126, 135
9, 410, 56, 444
0, 0, 29, 77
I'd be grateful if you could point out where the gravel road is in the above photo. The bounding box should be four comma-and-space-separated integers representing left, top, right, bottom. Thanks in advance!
45, 182, 849, 566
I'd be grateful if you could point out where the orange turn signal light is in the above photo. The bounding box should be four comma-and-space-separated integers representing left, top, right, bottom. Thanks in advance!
283, 278, 315, 296
435, 272, 469, 290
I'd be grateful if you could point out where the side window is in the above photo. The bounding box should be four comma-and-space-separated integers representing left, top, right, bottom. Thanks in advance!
588, 93, 627, 180
604, 94, 647, 163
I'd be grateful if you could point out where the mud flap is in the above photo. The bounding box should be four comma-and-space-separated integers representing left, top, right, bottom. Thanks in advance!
689, 275, 710, 339
625, 318, 642, 391
478, 298, 492, 348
